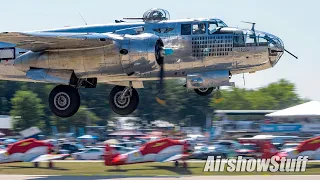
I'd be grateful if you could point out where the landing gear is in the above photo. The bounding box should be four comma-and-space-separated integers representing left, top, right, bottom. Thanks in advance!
173, 160, 188, 168
34, 162, 39, 168
49, 85, 80, 118
194, 87, 216, 96
183, 161, 188, 168
48, 161, 54, 169
174, 160, 179, 168
109, 86, 139, 115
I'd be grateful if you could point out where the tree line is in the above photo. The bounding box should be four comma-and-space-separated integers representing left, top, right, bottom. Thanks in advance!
0, 79, 305, 134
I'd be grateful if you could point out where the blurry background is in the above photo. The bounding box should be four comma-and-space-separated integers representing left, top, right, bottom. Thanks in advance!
0, 0, 317, 138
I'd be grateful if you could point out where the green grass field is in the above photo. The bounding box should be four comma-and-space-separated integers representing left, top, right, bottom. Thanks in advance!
0, 162, 320, 176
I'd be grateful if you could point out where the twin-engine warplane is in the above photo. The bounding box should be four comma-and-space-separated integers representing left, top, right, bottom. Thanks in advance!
0, 8, 297, 117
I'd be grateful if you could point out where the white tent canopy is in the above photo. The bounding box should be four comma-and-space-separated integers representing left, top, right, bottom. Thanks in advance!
266, 101, 320, 117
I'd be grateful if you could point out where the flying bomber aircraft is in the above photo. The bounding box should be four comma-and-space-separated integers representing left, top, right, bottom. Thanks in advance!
0, 8, 297, 117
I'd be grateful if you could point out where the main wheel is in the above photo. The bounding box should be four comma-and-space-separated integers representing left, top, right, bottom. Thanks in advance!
183, 162, 188, 168
109, 86, 139, 115
48, 161, 54, 169
194, 87, 215, 96
34, 162, 39, 168
174, 160, 179, 168
49, 85, 80, 118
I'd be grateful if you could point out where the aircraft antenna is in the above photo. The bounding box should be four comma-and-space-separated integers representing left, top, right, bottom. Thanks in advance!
78, 13, 88, 26
241, 21, 256, 32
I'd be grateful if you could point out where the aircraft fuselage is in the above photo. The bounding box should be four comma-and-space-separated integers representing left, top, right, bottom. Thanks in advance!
0, 18, 284, 85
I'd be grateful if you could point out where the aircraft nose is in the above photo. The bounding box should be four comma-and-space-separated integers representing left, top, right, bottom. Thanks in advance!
261, 32, 285, 66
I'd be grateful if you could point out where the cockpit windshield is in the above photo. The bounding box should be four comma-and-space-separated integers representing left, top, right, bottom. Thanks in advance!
240, 30, 284, 50
217, 20, 227, 27
208, 20, 227, 34
254, 30, 284, 50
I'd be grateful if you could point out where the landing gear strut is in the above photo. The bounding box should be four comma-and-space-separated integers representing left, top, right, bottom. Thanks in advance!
49, 85, 80, 118
183, 161, 188, 168
109, 85, 139, 115
48, 161, 54, 169
174, 160, 179, 168
34, 162, 39, 168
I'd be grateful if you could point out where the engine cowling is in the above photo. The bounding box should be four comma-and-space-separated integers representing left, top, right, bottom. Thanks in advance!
186, 70, 234, 89
116, 33, 164, 75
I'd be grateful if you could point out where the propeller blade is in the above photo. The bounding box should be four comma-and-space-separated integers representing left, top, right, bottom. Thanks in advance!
154, 40, 171, 106
159, 63, 164, 91
156, 56, 166, 105
284, 49, 298, 59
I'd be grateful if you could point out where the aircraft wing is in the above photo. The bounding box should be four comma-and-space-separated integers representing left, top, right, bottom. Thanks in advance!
0, 32, 115, 52
30, 154, 69, 162
159, 154, 189, 162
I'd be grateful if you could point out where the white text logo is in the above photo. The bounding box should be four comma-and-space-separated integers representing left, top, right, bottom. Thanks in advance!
203, 156, 308, 172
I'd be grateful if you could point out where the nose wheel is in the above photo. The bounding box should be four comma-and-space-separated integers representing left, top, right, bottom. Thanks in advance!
49, 85, 80, 118
109, 86, 139, 115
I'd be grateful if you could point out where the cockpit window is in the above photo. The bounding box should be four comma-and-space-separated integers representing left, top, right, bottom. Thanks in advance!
193, 23, 206, 35
208, 22, 218, 35
181, 24, 191, 35
258, 35, 268, 46
233, 31, 245, 47
245, 33, 258, 46
217, 20, 227, 27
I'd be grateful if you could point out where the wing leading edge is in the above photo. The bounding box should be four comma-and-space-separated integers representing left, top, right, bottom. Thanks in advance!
30, 154, 69, 162
159, 154, 189, 162
0, 32, 115, 52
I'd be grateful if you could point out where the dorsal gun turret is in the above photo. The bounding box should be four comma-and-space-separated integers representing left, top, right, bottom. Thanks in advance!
123, 8, 170, 22
143, 8, 170, 22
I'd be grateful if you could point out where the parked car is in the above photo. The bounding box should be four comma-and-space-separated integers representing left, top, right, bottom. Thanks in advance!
110, 145, 135, 154
215, 140, 241, 157
280, 142, 300, 151
0, 138, 8, 144
72, 147, 104, 160
59, 143, 85, 154
117, 141, 140, 149
191, 144, 230, 160
236, 143, 259, 158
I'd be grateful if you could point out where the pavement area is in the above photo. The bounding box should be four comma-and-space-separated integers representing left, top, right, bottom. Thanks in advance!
0, 175, 319, 180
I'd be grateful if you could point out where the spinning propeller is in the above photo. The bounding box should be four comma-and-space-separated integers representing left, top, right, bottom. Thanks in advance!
155, 39, 173, 105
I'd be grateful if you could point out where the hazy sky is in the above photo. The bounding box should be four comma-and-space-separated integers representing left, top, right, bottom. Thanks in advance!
0, 0, 319, 101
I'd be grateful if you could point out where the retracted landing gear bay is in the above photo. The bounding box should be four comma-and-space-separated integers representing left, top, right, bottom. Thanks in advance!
109, 85, 139, 115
